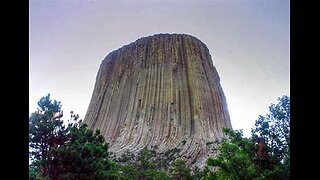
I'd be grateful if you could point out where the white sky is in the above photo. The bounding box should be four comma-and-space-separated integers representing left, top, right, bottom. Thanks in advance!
29, 0, 289, 137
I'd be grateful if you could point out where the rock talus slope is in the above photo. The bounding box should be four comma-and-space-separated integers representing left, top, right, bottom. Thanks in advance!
84, 33, 232, 165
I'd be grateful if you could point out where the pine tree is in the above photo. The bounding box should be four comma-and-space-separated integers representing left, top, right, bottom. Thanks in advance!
204, 95, 290, 179
29, 94, 111, 179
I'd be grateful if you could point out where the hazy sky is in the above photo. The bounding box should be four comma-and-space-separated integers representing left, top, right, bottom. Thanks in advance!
29, 0, 290, 137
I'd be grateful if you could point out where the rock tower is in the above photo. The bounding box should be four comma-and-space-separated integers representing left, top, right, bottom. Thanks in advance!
84, 33, 232, 165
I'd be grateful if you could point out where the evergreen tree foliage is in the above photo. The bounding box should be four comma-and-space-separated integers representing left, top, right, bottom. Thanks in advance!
251, 95, 290, 179
169, 159, 193, 180
206, 129, 258, 179
29, 94, 111, 179
204, 95, 290, 179
29, 94, 289, 179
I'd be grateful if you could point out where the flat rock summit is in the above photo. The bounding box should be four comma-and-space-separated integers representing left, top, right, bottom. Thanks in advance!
84, 33, 232, 165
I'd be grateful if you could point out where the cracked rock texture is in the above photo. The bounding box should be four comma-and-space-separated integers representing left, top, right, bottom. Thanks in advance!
83, 33, 232, 165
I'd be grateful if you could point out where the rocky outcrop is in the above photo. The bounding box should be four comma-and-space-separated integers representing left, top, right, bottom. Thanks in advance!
83, 33, 232, 165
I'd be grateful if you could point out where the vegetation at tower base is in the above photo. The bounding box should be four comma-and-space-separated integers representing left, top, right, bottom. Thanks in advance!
29, 94, 111, 179
203, 95, 290, 179
84, 33, 232, 166
252, 95, 290, 173
28, 95, 199, 179
29, 94, 289, 179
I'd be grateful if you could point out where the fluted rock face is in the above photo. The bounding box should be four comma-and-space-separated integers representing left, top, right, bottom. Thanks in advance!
84, 33, 232, 165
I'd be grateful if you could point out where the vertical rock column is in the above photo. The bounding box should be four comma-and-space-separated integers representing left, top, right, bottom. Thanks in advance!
84, 33, 232, 164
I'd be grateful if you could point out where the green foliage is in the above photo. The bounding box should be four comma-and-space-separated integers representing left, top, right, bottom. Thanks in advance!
111, 147, 184, 179
118, 150, 135, 163
29, 166, 46, 180
137, 147, 158, 172
128, 148, 171, 179
29, 94, 65, 178
49, 123, 110, 179
144, 169, 171, 180
205, 129, 258, 179
29, 94, 111, 179
156, 147, 181, 171
252, 95, 290, 179
191, 166, 203, 180
252, 95, 290, 160
112, 146, 181, 175
29, 94, 289, 179
37, 94, 61, 113
117, 164, 140, 179
169, 159, 193, 180
205, 95, 290, 179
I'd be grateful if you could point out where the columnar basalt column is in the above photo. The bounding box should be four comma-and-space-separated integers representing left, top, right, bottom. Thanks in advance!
84, 33, 232, 165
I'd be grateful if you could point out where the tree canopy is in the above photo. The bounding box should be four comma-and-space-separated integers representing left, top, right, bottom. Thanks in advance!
29, 94, 111, 179
204, 95, 290, 179
29, 94, 290, 179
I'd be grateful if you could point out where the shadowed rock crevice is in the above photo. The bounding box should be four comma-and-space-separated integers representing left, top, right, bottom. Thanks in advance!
84, 33, 232, 166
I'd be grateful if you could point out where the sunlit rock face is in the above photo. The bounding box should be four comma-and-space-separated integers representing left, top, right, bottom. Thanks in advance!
84, 33, 232, 165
